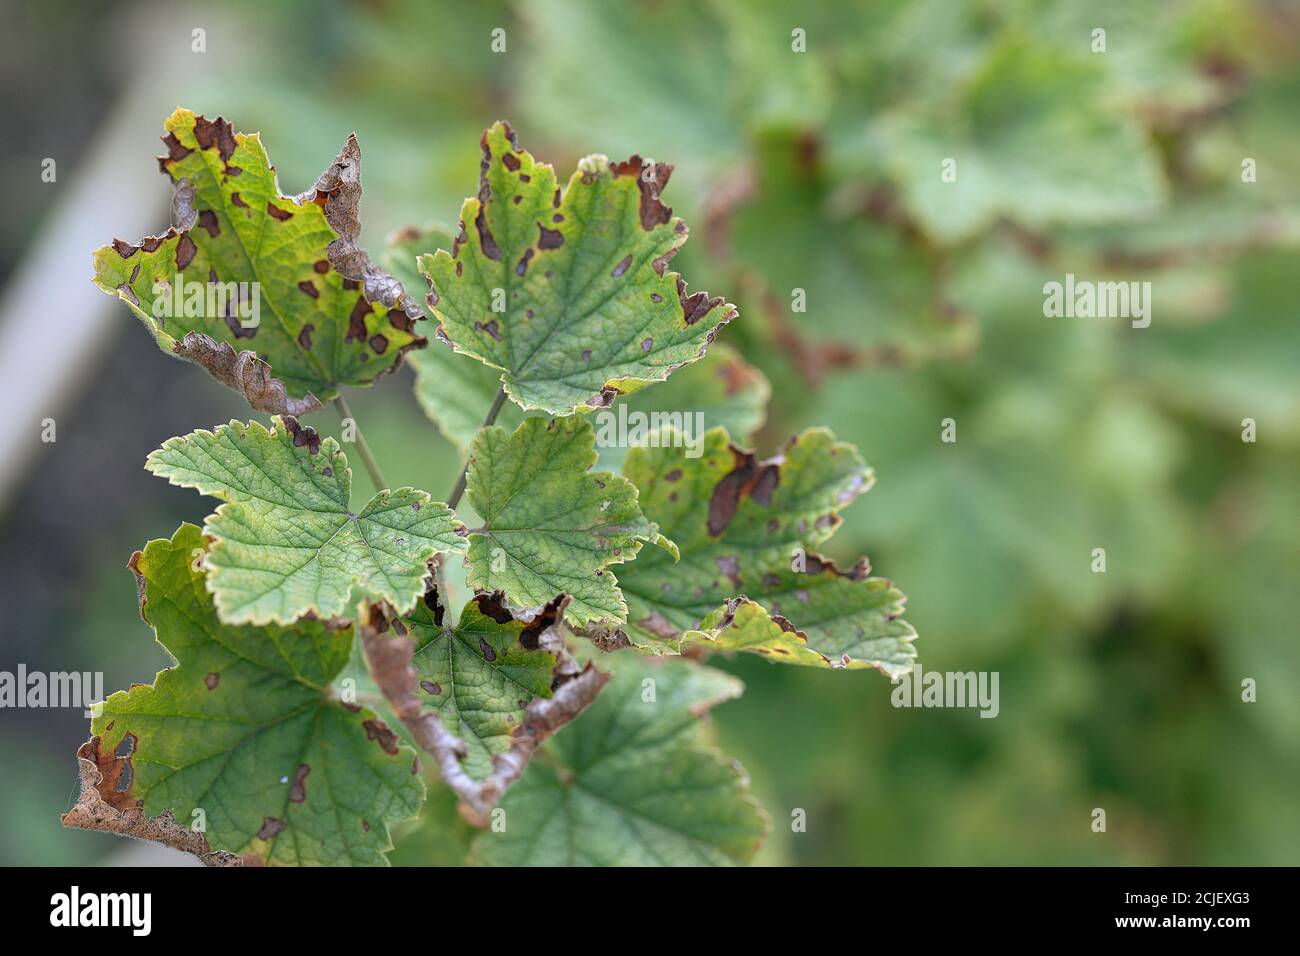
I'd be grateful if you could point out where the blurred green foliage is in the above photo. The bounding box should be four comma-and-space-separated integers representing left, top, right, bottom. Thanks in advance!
2, 0, 1297, 865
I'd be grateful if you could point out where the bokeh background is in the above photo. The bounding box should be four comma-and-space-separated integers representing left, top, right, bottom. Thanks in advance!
1, 0, 1297, 865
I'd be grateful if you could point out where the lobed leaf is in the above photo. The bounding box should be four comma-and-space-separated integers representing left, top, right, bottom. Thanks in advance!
418, 121, 735, 416
592, 426, 917, 675
145, 416, 466, 625
84, 524, 423, 865
462, 416, 669, 626
471, 655, 767, 866
92, 108, 424, 410
406, 590, 562, 780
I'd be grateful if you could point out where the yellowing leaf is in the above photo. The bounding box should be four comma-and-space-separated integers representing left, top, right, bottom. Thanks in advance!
419, 121, 735, 415
93, 108, 425, 410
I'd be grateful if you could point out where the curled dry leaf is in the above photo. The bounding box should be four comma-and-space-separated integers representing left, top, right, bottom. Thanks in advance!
62, 737, 246, 866
92, 108, 425, 409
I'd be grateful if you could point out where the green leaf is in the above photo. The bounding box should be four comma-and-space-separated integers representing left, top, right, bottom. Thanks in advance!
92, 108, 424, 410
463, 417, 668, 627
869, 39, 1166, 242
471, 655, 767, 865
602, 426, 917, 675
407, 590, 562, 780
418, 121, 735, 416
145, 416, 466, 625
90, 524, 423, 865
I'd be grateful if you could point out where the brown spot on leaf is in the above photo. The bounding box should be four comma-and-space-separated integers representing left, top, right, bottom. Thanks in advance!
363, 718, 401, 755
502, 152, 521, 171
175, 234, 197, 270
611, 155, 674, 230
420, 680, 442, 696
708, 446, 781, 536
313, 259, 329, 274
474, 592, 515, 625
297, 324, 314, 349
283, 416, 321, 455
641, 337, 653, 352
266, 202, 292, 222
611, 254, 633, 278
347, 297, 373, 342
475, 319, 502, 341
677, 276, 722, 325
289, 764, 310, 803
475, 206, 502, 260
297, 280, 319, 298
584, 385, 620, 409
369, 334, 389, 354
537, 224, 565, 249
158, 132, 193, 168
516, 248, 534, 276
193, 115, 237, 162
257, 816, 287, 840
204, 672, 220, 690
222, 309, 256, 338
478, 637, 497, 662
230, 191, 248, 208
197, 210, 219, 238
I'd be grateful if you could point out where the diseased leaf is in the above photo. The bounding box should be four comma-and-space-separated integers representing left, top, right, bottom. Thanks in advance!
145, 416, 466, 625
85, 524, 423, 866
589, 426, 917, 675
688, 559, 916, 678
92, 108, 424, 410
463, 417, 669, 627
407, 590, 561, 780
471, 655, 767, 866
418, 121, 735, 416
360, 593, 609, 824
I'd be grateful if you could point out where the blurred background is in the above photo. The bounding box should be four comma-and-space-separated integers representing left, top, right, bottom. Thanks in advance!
1, 0, 1297, 865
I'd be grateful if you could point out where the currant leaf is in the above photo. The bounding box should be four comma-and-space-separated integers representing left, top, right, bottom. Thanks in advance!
418, 121, 735, 416
92, 108, 424, 410
145, 416, 466, 625
589, 426, 917, 675
83, 524, 424, 866
463, 416, 670, 626
471, 655, 767, 866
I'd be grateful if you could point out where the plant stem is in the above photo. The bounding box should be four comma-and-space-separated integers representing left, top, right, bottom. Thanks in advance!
334, 394, 389, 491
446, 387, 508, 509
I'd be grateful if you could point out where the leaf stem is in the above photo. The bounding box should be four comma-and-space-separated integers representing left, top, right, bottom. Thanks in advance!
334, 394, 389, 491
446, 387, 508, 509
